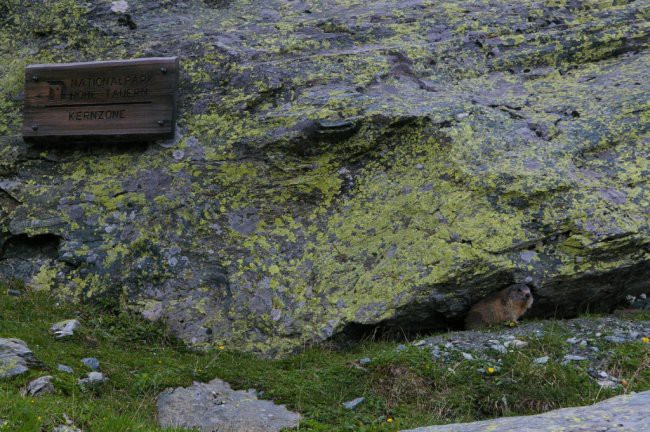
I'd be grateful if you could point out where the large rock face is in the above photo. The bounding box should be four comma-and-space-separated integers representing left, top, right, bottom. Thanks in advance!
1, 0, 648, 355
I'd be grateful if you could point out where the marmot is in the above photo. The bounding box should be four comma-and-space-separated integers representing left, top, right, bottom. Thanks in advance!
465, 284, 533, 330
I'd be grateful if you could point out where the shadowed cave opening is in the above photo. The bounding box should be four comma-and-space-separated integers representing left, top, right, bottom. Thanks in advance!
0, 233, 62, 281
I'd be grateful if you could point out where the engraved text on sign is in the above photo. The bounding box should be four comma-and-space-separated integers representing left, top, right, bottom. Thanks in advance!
23, 57, 178, 142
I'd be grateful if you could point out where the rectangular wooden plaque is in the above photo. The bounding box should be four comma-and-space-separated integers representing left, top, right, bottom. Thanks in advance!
23, 57, 178, 142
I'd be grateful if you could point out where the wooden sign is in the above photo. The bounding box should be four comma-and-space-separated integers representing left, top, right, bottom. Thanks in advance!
23, 57, 178, 142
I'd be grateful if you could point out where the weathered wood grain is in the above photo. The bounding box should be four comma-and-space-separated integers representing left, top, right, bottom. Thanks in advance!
22, 57, 178, 142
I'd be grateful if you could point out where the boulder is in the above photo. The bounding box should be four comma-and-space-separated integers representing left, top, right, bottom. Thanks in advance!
401, 391, 650, 432
157, 378, 300, 432
0, 0, 648, 356
0, 338, 41, 379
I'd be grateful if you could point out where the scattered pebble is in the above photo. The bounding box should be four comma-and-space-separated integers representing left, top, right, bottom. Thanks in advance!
50, 319, 80, 339
396, 344, 407, 352
78, 372, 107, 389
505, 339, 528, 349
81, 357, 100, 371
110, 0, 128, 14
58, 364, 74, 374
462, 352, 474, 360
533, 356, 549, 365
21, 376, 54, 397
358, 357, 371, 365
342, 397, 365, 410
562, 355, 588, 365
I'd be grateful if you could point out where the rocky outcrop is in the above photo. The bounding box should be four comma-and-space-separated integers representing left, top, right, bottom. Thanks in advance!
401, 390, 650, 432
156, 378, 301, 431
0, 0, 648, 355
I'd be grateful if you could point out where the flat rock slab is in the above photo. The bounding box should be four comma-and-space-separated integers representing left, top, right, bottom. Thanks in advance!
157, 378, 300, 432
402, 391, 650, 432
0, 338, 41, 379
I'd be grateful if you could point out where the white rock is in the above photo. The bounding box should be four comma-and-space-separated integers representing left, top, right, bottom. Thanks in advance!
533, 356, 549, 365
505, 339, 528, 349
110, 1, 128, 13
50, 319, 80, 338
342, 397, 365, 410
462, 352, 474, 360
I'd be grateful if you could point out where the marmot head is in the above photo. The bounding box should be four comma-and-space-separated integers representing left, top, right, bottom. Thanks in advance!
508, 284, 534, 309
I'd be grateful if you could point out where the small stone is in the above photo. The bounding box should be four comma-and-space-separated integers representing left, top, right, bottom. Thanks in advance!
53, 426, 82, 432
462, 352, 474, 360
342, 397, 365, 410
505, 340, 528, 349
604, 335, 626, 343
50, 319, 80, 338
358, 357, 371, 365
78, 371, 107, 388
413, 340, 426, 346
396, 344, 407, 352
455, 112, 470, 119
58, 364, 74, 374
81, 357, 100, 371
533, 356, 549, 365
598, 371, 608, 378
591, 346, 600, 352
566, 337, 579, 344
7, 289, 22, 297
21, 375, 54, 397
110, 0, 128, 13
490, 344, 507, 354
562, 355, 587, 365
579, 340, 588, 347
597, 379, 619, 389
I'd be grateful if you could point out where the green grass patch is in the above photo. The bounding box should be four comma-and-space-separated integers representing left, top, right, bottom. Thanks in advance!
1, 282, 648, 431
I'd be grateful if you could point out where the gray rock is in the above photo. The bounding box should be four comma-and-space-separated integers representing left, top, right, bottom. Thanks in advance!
533, 356, 549, 365
21, 375, 54, 397
489, 344, 507, 354
400, 391, 650, 431
2, 0, 649, 357
81, 357, 100, 371
562, 355, 588, 365
504, 340, 528, 349
157, 378, 300, 432
53, 426, 82, 432
358, 357, 372, 365
78, 371, 107, 389
604, 335, 627, 344
0, 338, 41, 379
7, 289, 22, 297
462, 352, 474, 360
50, 320, 80, 338
57, 364, 74, 374
342, 397, 365, 410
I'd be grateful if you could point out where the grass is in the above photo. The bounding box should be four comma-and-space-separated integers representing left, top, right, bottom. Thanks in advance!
1, 281, 648, 431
